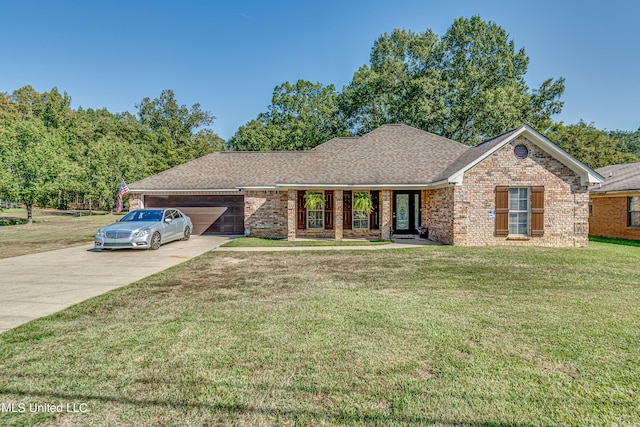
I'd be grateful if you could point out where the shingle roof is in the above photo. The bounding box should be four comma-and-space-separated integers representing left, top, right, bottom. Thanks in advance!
130, 123, 601, 191
130, 124, 471, 190
591, 161, 640, 193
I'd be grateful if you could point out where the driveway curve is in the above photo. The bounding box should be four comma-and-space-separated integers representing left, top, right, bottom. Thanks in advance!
0, 235, 230, 333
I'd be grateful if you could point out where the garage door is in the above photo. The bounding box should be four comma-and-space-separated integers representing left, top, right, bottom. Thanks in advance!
144, 195, 244, 235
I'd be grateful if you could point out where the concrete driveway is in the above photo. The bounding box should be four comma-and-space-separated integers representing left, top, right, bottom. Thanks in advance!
0, 235, 230, 333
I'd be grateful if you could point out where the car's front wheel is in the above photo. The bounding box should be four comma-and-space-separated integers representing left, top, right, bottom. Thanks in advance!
182, 226, 191, 241
150, 232, 161, 250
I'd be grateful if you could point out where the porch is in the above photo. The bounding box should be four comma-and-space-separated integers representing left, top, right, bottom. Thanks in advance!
286, 189, 427, 242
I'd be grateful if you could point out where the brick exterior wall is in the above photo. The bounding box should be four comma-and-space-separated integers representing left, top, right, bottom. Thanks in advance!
421, 187, 454, 245
244, 190, 288, 238
241, 137, 590, 246
589, 195, 640, 240
451, 137, 589, 247
129, 193, 143, 210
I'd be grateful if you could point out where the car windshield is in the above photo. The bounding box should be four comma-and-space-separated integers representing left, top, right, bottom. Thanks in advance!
119, 210, 163, 222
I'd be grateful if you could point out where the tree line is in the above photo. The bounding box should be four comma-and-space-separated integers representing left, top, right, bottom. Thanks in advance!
0, 87, 223, 220
228, 16, 639, 166
1, 16, 638, 219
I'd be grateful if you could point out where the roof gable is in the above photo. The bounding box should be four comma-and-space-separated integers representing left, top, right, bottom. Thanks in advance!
441, 125, 603, 186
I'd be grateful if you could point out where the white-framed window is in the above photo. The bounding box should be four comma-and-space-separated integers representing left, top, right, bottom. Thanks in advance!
306, 192, 324, 229
508, 187, 529, 236
353, 191, 370, 230
629, 196, 640, 227
353, 210, 369, 230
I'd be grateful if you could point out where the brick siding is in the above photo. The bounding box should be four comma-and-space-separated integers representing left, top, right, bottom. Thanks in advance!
242, 137, 590, 246
589, 195, 640, 240
421, 187, 454, 245
451, 137, 589, 247
244, 190, 288, 238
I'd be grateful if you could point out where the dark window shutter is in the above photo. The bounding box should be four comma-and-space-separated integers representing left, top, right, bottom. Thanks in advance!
371, 191, 380, 230
495, 186, 509, 236
297, 191, 306, 229
530, 186, 544, 236
343, 191, 352, 230
324, 191, 334, 229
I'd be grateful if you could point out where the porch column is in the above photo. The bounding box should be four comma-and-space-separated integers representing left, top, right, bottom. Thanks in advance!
334, 190, 343, 241
381, 190, 392, 240
287, 189, 296, 241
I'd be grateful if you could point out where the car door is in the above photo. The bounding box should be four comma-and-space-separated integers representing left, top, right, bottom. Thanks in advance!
173, 210, 186, 237
162, 210, 179, 241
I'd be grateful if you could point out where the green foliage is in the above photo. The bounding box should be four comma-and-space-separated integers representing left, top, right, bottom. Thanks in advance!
0, 116, 68, 221
609, 129, 640, 158
136, 89, 224, 167
340, 16, 565, 145
353, 192, 373, 214
303, 192, 325, 210
0, 86, 223, 216
545, 122, 638, 169
229, 80, 348, 150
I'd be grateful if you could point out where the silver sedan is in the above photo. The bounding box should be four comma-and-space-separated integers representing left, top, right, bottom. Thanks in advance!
95, 209, 193, 250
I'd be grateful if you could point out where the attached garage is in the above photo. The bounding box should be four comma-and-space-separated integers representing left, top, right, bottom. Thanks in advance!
144, 194, 244, 235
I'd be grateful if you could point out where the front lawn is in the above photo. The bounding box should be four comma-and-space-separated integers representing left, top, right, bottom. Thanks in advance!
0, 212, 117, 259
0, 243, 638, 425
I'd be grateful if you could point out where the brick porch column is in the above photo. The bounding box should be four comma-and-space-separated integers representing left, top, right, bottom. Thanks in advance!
334, 190, 343, 241
381, 190, 392, 240
287, 189, 296, 241
129, 193, 144, 210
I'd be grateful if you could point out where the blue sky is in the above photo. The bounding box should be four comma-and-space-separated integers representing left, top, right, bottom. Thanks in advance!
1, 0, 638, 140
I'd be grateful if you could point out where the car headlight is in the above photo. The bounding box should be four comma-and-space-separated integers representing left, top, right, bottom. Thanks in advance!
133, 228, 151, 238
96, 229, 106, 238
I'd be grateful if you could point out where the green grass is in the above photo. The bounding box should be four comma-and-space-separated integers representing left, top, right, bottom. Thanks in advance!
0, 243, 639, 425
222, 237, 392, 247
0, 212, 118, 259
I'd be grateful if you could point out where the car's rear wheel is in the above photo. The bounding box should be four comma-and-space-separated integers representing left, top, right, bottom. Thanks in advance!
183, 226, 191, 241
150, 232, 161, 250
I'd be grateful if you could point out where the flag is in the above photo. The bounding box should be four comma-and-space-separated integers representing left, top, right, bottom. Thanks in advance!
116, 179, 130, 213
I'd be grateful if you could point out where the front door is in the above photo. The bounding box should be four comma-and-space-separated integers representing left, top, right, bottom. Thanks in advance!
393, 191, 421, 234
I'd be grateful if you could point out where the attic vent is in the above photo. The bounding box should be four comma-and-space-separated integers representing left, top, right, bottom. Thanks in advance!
514, 144, 529, 159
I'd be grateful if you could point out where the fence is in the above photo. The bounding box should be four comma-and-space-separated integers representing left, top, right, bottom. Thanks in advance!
0, 200, 19, 209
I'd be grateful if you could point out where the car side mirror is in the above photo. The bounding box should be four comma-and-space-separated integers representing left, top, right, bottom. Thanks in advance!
165, 218, 172, 223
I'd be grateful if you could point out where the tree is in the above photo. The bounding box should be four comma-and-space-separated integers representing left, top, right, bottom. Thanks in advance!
0, 117, 67, 223
609, 129, 640, 159
545, 122, 638, 169
136, 90, 223, 167
229, 80, 348, 151
340, 16, 565, 145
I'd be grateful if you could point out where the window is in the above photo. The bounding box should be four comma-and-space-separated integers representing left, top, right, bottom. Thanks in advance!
508, 188, 529, 235
629, 196, 640, 227
307, 210, 324, 229
353, 211, 369, 230
305, 192, 324, 229
495, 186, 544, 237
514, 144, 529, 159
353, 192, 371, 230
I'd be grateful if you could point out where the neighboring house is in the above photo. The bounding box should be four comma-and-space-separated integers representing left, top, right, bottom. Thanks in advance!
589, 161, 640, 241
129, 124, 602, 246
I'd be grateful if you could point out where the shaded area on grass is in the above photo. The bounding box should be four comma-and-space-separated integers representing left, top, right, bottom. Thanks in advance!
222, 237, 391, 247
589, 235, 640, 247
0, 244, 639, 425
